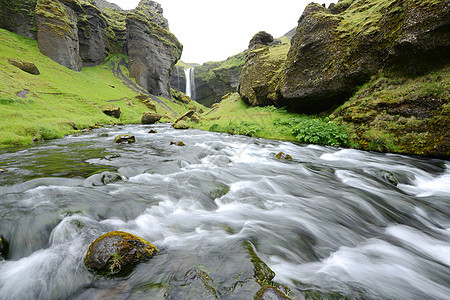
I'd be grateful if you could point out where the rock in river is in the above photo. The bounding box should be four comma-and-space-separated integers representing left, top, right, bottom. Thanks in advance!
114, 135, 136, 144
84, 231, 158, 276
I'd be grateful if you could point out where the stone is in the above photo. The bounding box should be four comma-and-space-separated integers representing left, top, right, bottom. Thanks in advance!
248, 31, 275, 49
0, 168, 7, 173
275, 152, 293, 160
142, 112, 162, 124
102, 105, 121, 118
173, 120, 189, 130
101, 172, 123, 185
84, 231, 158, 275
114, 135, 136, 143
255, 286, 291, 300
170, 140, 185, 146
0, 235, 8, 260
126, 0, 183, 98
148, 129, 158, 133
8, 59, 40, 75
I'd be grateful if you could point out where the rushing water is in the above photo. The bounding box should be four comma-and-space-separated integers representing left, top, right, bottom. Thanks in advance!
0, 124, 449, 300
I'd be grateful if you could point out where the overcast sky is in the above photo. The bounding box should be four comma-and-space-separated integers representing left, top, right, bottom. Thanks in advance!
108, 0, 335, 64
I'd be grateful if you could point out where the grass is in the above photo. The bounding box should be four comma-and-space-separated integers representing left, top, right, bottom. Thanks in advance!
192, 93, 352, 147
0, 29, 194, 148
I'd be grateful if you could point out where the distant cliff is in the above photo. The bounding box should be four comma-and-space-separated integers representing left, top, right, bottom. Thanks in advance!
0, 0, 182, 98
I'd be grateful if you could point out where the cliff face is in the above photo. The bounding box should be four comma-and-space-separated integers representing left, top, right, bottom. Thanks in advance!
239, 0, 450, 113
126, 0, 182, 98
237, 0, 449, 157
1, 0, 181, 98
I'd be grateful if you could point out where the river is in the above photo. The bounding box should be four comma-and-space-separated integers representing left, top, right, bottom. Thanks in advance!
0, 124, 449, 299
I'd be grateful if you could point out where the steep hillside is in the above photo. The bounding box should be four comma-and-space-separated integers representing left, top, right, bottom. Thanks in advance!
0, 29, 200, 148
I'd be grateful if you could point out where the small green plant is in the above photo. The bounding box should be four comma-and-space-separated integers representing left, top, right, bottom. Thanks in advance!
109, 253, 123, 274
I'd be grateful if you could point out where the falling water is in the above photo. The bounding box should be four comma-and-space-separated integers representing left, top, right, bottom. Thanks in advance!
184, 68, 196, 99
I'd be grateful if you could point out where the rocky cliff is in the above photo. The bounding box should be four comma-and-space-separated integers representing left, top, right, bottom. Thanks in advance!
126, 0, 182, 98
239, 0, 450, 113
0, 0, 181, 97
237, 0, 449, 157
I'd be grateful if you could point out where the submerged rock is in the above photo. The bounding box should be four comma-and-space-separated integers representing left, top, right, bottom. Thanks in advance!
114, 135, 136, 143
84, 231, 158, 276
275, 152, 293, 160
148, 129, 158, 133
142, 112, 162, 124
8, 59, 40, 75
170, 140, 185, 146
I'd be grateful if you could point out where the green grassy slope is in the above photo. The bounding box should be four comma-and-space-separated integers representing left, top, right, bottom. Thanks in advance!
0, 29, 199, 147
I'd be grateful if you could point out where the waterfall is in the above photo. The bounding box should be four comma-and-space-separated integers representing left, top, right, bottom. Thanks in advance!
184, 67, 196, 100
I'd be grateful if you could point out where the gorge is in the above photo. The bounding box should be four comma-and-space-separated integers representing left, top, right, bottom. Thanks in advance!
0, 0, 449, 299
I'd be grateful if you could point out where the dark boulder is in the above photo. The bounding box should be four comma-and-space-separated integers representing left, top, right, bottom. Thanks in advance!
8, 59, 40, 75
114, 135, 136, 143
148, 129, 158, 133
142, 112, 162, 124
84, 231, 158, 275
0, 235, 9, 260
102, 105, 121, 118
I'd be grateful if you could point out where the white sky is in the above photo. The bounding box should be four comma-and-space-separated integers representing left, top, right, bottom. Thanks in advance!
108, 0, 335, 64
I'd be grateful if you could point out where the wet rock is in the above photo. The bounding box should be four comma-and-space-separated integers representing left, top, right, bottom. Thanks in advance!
142, 112, 162, 124
173, 120, 189, 130
0, 235, 9, 260
148, 129, 158, 133
170, 140, 185, 146
8, 59, 40, 75
85, 231, 158, 276
380, 170, 398, 186
102, 105, 121, 118
255, 286, 291, 300
0, 168, 7, 173
275, 152, 293, 160
101, 172, 124, 185
114, 135, 136, 143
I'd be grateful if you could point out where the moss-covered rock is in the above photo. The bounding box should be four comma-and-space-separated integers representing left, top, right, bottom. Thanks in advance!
8, 58, 40, 75
0, 0, 38, 39
238, 32, 289, 107
114, 135, 136, 143
173, 120, 189, 130
255, 286, 292, 300
84, 231, 158, 276
101, 104, 120, 118
142, 111, 162, 124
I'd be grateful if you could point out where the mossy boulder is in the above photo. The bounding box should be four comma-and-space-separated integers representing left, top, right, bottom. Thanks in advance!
173, 120, 189, 130
275, 152, 293, 160
84, 231, 158, 276
114, 135, 136, 143
141, 111, 162, 124
101, 105, 121, 118
8, 59, 40, 75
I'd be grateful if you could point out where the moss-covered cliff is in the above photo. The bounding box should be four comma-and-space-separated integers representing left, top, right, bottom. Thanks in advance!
236, 0, 449, 157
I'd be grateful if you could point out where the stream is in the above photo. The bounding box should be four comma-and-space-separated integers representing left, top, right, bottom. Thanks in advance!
0, 124, 449, 299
